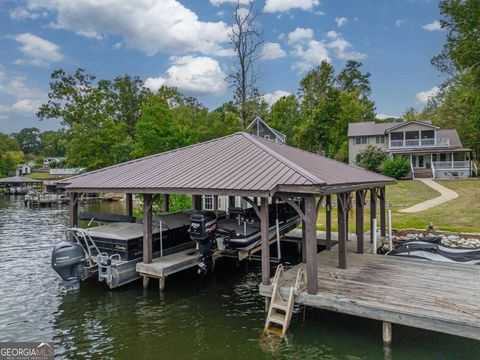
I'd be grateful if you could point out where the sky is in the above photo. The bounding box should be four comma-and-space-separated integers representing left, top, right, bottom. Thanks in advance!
0, 0, 447, 133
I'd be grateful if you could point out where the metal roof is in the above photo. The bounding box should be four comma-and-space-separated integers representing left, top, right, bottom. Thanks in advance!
61, 132, 394, 196
0, 176, 42, 184
348, 120, 435, 137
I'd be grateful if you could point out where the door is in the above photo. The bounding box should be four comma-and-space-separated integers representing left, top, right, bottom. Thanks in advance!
418, 155, 424, 168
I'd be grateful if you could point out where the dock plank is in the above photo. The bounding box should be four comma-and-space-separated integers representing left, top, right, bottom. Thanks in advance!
260, 250, 480, 340
136, 248, 199, 278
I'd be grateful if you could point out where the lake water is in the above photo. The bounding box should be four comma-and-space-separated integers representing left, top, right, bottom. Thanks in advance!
0, 196, 478, 359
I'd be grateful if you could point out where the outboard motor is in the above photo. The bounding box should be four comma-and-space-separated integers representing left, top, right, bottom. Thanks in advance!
51, 241, 85, 293
190, 211, 217, 275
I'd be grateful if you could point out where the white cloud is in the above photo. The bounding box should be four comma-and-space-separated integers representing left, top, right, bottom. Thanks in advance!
210, 0, 250, 5
326, 31, 366, 60
291, 40, 330, 72
145, 56, 227, 96
395, 19, 405, 27
263, 90, 291, 106
287, 27, 314, 44
261, 42, 286, 60
264, 0, 319, 13
13, 0, 232, 57
113, 42, 123, 50
0, 66, 45, 118
423, 20, 442, 31
416, 86, 439, 104
12, 33, 63, 67
335, 17, 348, 27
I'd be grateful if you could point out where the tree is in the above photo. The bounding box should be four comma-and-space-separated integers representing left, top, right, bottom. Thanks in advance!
355, 145, 388, 172
266, 95, 301, 144
381, 156, 410, 179
0, 133, 20, 153
228, 0, 264, 128
12, 127, 42, 154
40, 130, 68, 157
402, 107, 420, 121
336, 60, 372, 97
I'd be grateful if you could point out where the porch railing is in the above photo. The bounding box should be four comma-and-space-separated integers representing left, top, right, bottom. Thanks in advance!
432, 161, 470, 169
389, 137, 449, 148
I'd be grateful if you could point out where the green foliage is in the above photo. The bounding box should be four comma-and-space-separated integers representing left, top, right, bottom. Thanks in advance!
12, 128, 42, 154
355, 145, 388, 172
133, 194, 192, 218
266, 95, 301, 145
0, 133, 20, 153
40, 130, 68, 157
381, 156, 410, 179
0, 151, 24, 177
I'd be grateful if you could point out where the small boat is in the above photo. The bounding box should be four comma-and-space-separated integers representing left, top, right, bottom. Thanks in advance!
387, 237, 480, 265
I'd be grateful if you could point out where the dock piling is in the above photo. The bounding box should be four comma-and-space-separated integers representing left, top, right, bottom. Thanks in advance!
382, 321, 392, 344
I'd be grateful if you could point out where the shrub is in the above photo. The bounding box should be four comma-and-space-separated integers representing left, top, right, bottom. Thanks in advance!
381, 156, 410, 179
355, 145, 387, 172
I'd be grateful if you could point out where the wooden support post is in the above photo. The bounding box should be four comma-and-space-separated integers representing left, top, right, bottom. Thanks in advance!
261, 197, 270, 286
253, 196, 258, 206
142, 276, 149, 289
305, 196, 318, 294
228, 196, 235, 209
213, 195, 219, 211
126, 193, 133, 217
143, 194, 153, 264
69, 192, 79, 228
382, 321, 392, 344
370, 188, 377, 243
163, 194, 169, 214
380, 187, 386, 237
192, 195, 202, 210
301, 198, 306, 263
325, 195, 332, 250
159, 277, 166, 292
337, 193, 347, 269
355, 191, 365, 254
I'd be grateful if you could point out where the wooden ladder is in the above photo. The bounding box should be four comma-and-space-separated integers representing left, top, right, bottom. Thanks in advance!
264, 264, 307, 337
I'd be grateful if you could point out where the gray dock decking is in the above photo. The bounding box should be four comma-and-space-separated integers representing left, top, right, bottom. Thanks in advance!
260, 250, 480, 340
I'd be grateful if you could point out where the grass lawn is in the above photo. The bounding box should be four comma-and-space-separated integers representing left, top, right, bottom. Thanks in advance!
25, 172, 51, 180
316, 178, 480, 234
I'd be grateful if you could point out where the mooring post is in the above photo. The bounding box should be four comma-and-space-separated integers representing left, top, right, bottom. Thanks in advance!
260, 197, 270, 286
325, 195, 332, 250
370, 188, 377, 243
305, 196, 318, 294
143, 194, 153, 264
126, 193, 133, 217
355, 191, 365, 254
163, 194, 169, 214
337, 193, 347, 269
380, 187, 386, 238
69, 192, 79, 228
382, 321, 392, 344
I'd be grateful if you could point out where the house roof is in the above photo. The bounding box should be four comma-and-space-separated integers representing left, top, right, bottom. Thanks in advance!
348, 120, 434, 137
437, 129, 463, 148
247, 116, 286, 142
60, 132, 394, 196
384, 120, 438, 133
0, 176, 41, 184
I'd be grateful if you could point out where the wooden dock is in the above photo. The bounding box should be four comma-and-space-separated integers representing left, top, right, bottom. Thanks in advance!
136, 248, 199, 291
260, 249, 480, 341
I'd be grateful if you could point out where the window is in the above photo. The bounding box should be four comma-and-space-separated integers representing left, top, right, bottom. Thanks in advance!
376, 136, 385, 144
204, 195, 213, 210
355, 136, 368, 145
421, 130, 434, 139
440, 153, 446, 162
390, 132, 404, 140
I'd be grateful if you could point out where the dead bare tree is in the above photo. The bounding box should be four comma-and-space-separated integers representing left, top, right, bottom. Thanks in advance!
228, 0, 264, 129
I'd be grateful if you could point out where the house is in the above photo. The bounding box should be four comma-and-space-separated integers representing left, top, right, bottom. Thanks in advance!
11, 164, 31, 177
43, 157, 65, 166
348, 120, 476, 179
247, 116, 286, 143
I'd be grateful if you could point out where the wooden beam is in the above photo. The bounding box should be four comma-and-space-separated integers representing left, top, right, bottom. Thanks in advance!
162, 194, 169, 214
261, 197, 270, 286
370, 188, 377, 243
278, 196, 305, 221
325, 195, 332, 250
242, 196, 261, 219
337, 193, 347, 269
301, 198, 306, 263
143, 194, 154, 264
379, 187, 386, 237
69, 192, 79, 228
305, 196, 318, 294
355, 190, 365, 254
315, 195, 324, 214
125, 193, 133, 217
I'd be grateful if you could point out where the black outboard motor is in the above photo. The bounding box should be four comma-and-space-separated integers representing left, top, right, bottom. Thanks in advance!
51, 241, 85, 293
190, 211, 217, 275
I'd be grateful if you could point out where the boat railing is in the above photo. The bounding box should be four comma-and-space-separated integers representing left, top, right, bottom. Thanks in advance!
66, 227, 100, 268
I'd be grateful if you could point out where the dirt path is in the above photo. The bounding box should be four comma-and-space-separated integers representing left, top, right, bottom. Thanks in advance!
399, 179, 459, 213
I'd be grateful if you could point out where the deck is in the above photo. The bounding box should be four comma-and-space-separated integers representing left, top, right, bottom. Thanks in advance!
259, 249, 480, 340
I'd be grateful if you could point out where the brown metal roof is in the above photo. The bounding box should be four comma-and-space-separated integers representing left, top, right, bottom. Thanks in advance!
348, 120, 434, 137
61, 132, 394, 196
0, 176, 42, 184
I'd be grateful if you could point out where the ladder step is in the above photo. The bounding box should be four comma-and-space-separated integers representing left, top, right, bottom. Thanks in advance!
271, 302, 288, 312
269, 313, 286, 325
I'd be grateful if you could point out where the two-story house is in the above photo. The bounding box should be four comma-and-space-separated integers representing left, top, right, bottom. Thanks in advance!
247, 116, 286, 143
348, 120, 476, 179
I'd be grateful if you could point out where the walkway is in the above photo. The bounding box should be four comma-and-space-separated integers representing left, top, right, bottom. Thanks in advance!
400, 179, 458, 213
